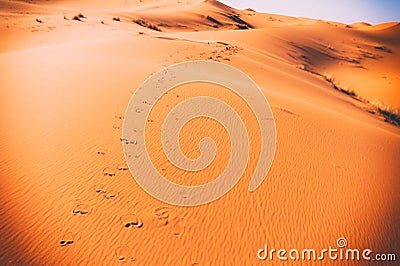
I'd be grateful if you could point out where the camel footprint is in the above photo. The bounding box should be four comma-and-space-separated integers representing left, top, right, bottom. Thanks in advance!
59, 232, 76, 247
120, 213, 143, 229
72, 202, 92, 216
115, 246, 135, 264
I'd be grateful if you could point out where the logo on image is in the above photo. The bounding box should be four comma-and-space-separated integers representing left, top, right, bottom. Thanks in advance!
122, 60, 276, 206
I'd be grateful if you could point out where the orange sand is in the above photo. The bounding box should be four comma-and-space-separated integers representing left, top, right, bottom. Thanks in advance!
0, 0, 399, 265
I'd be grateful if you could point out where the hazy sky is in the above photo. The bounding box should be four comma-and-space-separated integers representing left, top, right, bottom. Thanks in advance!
219, 0, 400, 24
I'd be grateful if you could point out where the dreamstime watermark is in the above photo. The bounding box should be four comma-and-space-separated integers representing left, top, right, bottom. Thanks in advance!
257, 237, 397, 262
122, 60, 276, 206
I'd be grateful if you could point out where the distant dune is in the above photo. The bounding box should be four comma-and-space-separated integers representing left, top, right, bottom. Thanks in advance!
0, 0, 399, 265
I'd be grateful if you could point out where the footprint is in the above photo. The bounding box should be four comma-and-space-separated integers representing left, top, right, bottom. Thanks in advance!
154, 207, 169, 219
72, 203, 91, 216
102, 167, 116, 177
154, 207, 169, 225
135, 108, 144, 113
120, 213, 143, 228
94, 183, 107, 194
113, 114, 124, 129
115, 114, 124, 120
120, 138, 138, 145
128, 140, 138, 145
132, 129, 143, 134
171, 216, 185, 238
142, 100, 152, 106
103, 189, 119, 199
115, 246, 134, 263
97, 150, 106, 155
117, 164, 129, 171
113, 122, 122, 130
59, 232, 75, 247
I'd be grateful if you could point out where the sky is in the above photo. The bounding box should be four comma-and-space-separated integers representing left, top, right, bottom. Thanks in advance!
218, 0, 400, 24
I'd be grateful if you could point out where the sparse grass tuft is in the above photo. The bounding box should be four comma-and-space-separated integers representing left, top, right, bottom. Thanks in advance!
134, 19, 161, 31
374, 45, 392, 53
322, 73, 359, 99
371, 99, 400, 126
379, 109, 400, 126
72, 13, 86, 21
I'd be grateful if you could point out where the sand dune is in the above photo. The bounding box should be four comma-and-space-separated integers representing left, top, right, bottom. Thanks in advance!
0, 0, 399, 265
